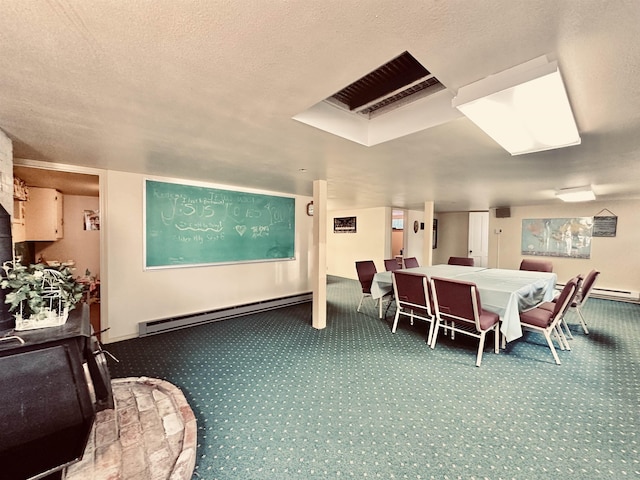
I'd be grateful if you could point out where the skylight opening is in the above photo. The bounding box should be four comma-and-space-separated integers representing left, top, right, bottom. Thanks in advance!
327, 51, 444, 118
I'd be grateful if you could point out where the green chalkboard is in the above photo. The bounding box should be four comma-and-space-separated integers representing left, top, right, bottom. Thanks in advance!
145, 180, 295, 268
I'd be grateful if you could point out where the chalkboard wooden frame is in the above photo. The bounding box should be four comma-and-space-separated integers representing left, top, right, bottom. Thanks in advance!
144, 179, 296, 269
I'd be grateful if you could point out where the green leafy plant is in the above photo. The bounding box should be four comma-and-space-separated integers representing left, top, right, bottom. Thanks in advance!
0, 261, 86, 320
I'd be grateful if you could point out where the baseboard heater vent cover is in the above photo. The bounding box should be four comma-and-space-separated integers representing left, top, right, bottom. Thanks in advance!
555, 284, 639, 303
139, 292, 312, 336
590, 287, 639, 303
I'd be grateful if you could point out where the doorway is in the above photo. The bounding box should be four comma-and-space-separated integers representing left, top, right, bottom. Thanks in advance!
468, 211, 489, 267
12, 165, 102, 335
391, 209, 405, 265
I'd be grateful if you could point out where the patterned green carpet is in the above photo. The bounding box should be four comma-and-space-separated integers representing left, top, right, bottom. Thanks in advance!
107, 276, 640, 479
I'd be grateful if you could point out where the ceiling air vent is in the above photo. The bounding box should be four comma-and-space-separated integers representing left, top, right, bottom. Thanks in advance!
327, 51, 445, 118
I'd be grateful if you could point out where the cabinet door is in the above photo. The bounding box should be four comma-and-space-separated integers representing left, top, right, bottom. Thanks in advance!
11, 200, 26, 243
55, 191, 63, 239
24, 188, 64, 241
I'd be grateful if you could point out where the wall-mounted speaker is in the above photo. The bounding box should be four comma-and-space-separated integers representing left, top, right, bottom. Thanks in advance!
495, 207, 511, 218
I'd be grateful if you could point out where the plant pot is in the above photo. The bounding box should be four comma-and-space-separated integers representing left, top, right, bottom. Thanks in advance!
14, 306, 69, 331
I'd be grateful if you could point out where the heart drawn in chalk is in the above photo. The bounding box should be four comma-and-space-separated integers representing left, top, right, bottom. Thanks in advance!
235, 225, 247, 236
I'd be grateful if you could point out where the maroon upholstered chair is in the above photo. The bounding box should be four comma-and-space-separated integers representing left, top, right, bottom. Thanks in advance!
384, 258, 401, 271
355, 260, 378, 312
519, 259, 553, 272
429, 277, 500, 367
539, 275, 583, 343
571, 269, 600, 334
541, 270, 599, 335
519, 277, 579, 365
447, 256, 474, 266
391, 271, 436, 345
403, 257, 419, 268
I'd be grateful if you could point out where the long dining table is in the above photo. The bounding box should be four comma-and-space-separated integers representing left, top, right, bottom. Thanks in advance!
371, 264, 557, 343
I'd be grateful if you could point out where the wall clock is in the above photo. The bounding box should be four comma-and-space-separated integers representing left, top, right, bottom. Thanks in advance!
413, 220, 419, 233
306, 202, 314, 216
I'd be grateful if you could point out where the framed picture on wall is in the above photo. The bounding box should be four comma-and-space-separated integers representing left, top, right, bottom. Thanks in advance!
432, 219, 438, 249
84, 210, 100, 230
334, 216, 356, 233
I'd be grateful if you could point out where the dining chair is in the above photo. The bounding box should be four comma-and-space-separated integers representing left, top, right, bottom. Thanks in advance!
518, 277, 579, 365
355, 260, 378, 312
391, 271, 436, 344
571, 269, 600, 334
538, 275, 583, 346
384, 258, 401, 271
429, 276, 500, 367
542, 270, 600, 335
519, 259, 553, 272
447, 256, 474, 266
403, 257, 419, 268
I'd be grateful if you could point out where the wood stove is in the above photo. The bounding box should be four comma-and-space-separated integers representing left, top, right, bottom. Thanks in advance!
0, 304, 113, 479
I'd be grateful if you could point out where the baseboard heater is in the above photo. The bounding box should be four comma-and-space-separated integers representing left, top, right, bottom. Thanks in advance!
590, 287, 640, 302
139, 292, 313, 336
555, 283, 640, 303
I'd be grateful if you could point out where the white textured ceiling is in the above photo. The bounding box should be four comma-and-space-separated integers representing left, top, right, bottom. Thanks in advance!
1, 1, 640, 211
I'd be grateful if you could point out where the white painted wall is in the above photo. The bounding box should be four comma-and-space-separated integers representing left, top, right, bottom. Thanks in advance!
432, 212, 469, 265
488, 199, 640, 294
404, 209, 425, 265
326, 207, 390, 279
16, 162, 634, 344
35, 195, 100, 278
103, 171, 313, 343
327, 200, 640, 298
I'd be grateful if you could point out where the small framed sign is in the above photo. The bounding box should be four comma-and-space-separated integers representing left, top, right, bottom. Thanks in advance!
333, 216, 356, 233
593, 213, 617, 237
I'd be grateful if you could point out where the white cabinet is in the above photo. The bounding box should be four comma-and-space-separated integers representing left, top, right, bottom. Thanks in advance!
24, 187, 64, 241
11, 200, 26, 243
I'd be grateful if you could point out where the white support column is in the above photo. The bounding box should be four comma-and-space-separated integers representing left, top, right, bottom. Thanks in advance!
312, 180, 327, 329
423, 201, 434, 266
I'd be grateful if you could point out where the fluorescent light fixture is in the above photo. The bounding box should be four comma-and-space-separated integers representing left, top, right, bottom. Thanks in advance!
452, 56, 580, 155
556, 185, 596, 202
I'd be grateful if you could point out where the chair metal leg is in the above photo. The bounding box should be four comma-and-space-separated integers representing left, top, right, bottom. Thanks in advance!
430, 320, 441, 349
357, 294, 365, 312
561, 316, 574, 340
576, 306, 590, 334
554, 325, 571, 351
391, 308, 401, 333
552, 327, 566, 351
543, 330, 561, 365
494, 326, 500, 354
476, 332, 486, 367
426, 320, 435, 347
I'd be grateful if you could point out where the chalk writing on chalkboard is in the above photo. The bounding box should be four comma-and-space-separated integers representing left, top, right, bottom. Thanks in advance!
145, 180, 295, 268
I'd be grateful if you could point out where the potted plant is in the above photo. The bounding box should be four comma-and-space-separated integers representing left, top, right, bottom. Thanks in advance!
0, 260, 86, 330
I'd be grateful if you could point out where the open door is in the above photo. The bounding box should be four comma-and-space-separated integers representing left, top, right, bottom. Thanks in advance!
12, 165, 102, 336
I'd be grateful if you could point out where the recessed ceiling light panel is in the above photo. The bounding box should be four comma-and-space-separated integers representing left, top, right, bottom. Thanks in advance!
555, 185, 596, 202
453, 56, 581, 155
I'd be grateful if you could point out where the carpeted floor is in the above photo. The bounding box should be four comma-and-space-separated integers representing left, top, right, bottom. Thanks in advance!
106, 275, 640, 479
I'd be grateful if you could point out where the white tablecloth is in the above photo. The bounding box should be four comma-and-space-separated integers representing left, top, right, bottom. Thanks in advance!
371, 265, 557, 342
454, 268, 557, 342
